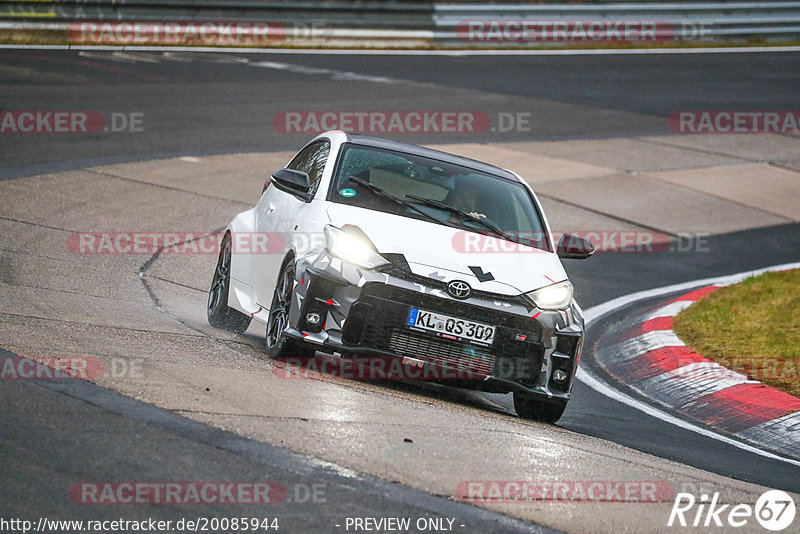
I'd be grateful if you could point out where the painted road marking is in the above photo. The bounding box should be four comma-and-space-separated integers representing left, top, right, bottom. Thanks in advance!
581, 261, 800, 466
595, 330, 685, 365
576, 366, 800, 468
249, 60, 402, 84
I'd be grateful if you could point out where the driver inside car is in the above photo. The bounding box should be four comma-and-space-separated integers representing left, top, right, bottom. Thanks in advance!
445, 186, 487, 220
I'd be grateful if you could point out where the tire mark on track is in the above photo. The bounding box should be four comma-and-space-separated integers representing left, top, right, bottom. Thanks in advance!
86, 169, 253, 205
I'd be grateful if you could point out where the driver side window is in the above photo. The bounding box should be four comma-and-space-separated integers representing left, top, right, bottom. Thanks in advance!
288, 140, 330, 196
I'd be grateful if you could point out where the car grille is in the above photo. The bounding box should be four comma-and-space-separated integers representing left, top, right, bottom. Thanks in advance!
343, 283, 544, 383
389, 330, 494, 377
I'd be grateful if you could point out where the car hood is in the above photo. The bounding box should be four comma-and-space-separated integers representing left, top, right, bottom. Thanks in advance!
326, 203, 568, 296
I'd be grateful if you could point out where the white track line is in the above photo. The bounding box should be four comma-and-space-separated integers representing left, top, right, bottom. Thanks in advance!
2, 44, 800, 55
578, 260, 800, 468
577, 367, 800, 468
583, 261, 800, 325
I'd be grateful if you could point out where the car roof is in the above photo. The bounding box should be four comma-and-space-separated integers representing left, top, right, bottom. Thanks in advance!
342, 133, 520, 183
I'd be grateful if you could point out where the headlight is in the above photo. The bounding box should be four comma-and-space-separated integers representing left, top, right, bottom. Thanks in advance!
324, 225, 389, 270
524, 281, 573, 310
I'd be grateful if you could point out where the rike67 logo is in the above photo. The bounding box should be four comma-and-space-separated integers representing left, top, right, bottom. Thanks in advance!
669, 490, 796, 531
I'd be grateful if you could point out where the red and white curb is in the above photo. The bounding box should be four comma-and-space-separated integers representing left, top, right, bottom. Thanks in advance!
578, 261, 800, 466
602, 284, 800, 458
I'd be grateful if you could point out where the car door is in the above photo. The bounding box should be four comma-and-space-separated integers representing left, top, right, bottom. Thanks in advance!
254, 139, 330, 307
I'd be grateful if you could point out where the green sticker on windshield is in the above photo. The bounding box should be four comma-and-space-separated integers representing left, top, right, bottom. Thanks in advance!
339, 188, 356, 198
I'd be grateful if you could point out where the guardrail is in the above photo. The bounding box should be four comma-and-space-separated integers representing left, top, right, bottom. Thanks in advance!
434, 2, 800, 45
0, 1, 434, 28
1, 1, 798, 47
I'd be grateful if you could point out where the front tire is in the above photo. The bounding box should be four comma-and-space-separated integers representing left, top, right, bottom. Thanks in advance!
207, 232, 251, 334
514, 393, 567, 424
265, 260, 315, 359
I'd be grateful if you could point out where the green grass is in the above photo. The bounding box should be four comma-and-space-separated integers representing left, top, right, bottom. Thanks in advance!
673, 269, 800, 398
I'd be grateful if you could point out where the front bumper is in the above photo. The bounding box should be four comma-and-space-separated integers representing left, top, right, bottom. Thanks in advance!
285, 251, 584, 400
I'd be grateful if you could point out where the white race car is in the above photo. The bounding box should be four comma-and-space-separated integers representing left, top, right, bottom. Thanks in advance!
207, 130, 593, 422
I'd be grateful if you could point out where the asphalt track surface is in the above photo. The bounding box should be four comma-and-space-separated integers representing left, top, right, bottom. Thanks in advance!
2, 50, 800, 532
2, 49, 799, 178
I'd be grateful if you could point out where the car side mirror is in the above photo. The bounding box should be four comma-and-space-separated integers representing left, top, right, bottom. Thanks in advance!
271, 168, 312, 200
557, 233, 594, 260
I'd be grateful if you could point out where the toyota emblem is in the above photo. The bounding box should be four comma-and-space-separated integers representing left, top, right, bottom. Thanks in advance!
447, 280, 472, 299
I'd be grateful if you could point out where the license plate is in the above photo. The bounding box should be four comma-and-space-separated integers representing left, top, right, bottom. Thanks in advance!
407, 308, 495, 345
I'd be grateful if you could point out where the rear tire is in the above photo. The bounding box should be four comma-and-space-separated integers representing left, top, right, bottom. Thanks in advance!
265, 260, 316, 360
514, 393, 567, 424
207, 232, 251, 334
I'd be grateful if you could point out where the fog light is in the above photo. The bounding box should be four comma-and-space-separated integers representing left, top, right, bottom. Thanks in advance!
306, 311, 322, 325
553, 369, 568, 382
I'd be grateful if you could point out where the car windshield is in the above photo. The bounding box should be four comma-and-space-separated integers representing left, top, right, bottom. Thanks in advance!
330, 144, 550, 251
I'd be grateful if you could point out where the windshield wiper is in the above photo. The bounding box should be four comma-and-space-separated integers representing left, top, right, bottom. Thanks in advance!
404, 194, 521, 244
348, 177, 455, 227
